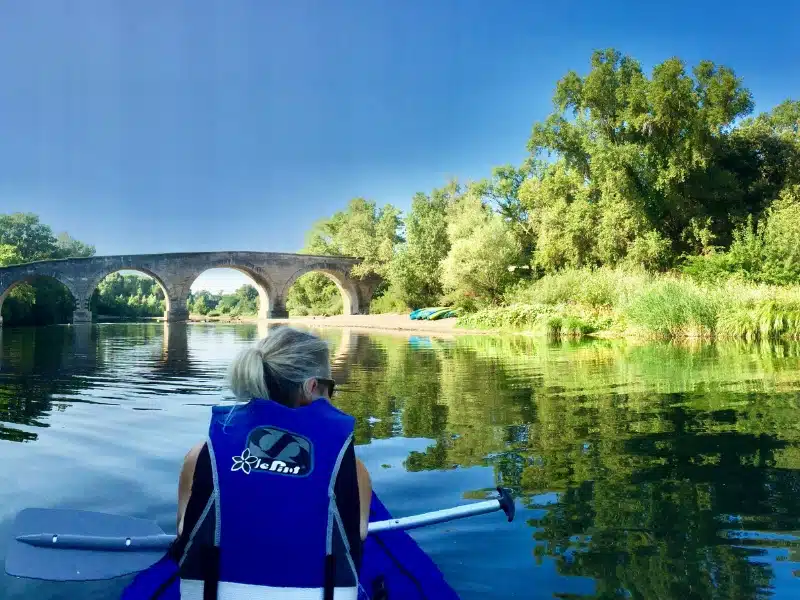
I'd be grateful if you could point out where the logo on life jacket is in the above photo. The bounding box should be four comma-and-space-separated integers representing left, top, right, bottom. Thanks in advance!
231, 426, 313, 476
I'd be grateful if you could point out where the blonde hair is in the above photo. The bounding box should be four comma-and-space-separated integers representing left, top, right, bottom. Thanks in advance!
228, 326, 331, 407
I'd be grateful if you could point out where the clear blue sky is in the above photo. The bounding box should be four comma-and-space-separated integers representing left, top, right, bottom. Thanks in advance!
0, 0, 798, 263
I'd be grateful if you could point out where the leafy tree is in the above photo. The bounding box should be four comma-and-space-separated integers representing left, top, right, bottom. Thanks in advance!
441, 191, 521, 307
286, 273, 343, 316
90, 273, 166, 319
54, 232, 95, 259
289, 198, 402, 315
0, 213, 59, 262
526, 49, 756, 264
474, 163, 537, 262
388, 181, 460, 308
759, 185, 800, 284
189, 285, 259, 317
303, 197, 402, 279
0, 244, 21, 267
193, 295, 210, 315
0, 213, 95, 325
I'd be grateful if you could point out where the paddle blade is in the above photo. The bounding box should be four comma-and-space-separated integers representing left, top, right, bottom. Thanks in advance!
6, 508, 169, 581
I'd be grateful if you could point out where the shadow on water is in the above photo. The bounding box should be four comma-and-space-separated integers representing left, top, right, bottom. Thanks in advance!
2, 326, 800, 598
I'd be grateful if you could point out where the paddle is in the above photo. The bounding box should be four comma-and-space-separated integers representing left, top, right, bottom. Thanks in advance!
5, 487, 514, 582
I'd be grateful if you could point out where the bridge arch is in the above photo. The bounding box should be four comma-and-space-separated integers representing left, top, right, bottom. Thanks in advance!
279, 263, 362, 316
0, 274, 81, 326
185, 263, 275, 320
83, 268, 172, 321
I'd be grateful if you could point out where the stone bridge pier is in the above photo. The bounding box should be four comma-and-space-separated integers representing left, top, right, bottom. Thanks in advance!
0, 251, 382, 325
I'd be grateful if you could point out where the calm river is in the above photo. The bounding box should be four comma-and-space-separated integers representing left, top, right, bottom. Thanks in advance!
1, 323, 800, 599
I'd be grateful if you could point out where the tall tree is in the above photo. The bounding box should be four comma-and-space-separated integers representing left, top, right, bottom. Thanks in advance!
0, 213, 96, 325
525, 49, 756, 266
389, 181, 461, 308
0, 213, 60, 262
289, 198, 402, 315
54, 232, 95, 259
441, 190, 521, 307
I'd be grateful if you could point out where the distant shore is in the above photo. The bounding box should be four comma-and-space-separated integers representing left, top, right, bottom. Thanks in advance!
186, 312, 479, 336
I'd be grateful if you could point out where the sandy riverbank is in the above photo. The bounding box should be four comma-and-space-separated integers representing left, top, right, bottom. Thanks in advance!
188, 312, 481, 336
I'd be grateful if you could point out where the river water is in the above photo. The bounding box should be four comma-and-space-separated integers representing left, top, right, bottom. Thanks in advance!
1, 323, 800, 599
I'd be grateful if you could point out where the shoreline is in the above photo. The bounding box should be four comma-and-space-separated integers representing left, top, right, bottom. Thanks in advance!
187, 312, 483, 337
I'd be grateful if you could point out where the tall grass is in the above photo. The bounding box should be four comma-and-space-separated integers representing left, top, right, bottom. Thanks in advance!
624, 278, 721, 338
459, 268, 800, 341
718, 300, 800, 341
505, 267, 650, 308
456, 303, 604, 338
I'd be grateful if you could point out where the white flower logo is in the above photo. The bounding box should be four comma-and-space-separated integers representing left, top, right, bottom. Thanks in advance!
231, 448, 259, 474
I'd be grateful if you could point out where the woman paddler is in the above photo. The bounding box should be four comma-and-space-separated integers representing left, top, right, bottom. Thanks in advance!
172, 326, 372, 599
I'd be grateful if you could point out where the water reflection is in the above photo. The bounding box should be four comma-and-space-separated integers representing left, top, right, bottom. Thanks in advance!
2, 327, 800, 598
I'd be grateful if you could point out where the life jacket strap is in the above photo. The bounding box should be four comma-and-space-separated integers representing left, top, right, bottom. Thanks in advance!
202, 546, 220, 600
324, 554, 335, 600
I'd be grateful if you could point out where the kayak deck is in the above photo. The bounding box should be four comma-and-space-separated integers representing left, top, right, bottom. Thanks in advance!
121, 493, 460, 599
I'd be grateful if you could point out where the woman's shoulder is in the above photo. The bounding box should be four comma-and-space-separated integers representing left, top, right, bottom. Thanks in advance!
183, 441, 206, 468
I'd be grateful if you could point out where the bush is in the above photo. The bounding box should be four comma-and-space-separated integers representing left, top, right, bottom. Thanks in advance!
456, 303, 604, 338
505, 268, 650, 308
680, 251, 740, 284
624, 278, 721, 338
370, 286, 409, 314
546, 315, 598, 338
684, 186, 800, 286
759, 185, 800, 285
458, 304, 552, 331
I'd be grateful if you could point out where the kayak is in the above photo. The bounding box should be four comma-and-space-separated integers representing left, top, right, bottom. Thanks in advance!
120, 492, 461, 599
429, 308, 460, 321
409, 307, 447, 321
435, 308, 462, 320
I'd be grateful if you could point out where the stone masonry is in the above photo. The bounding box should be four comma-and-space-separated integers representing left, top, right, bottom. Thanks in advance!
0, 251, 382, 325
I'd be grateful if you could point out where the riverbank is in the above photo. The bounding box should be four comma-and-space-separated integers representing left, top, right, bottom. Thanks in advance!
458, 268, 800, 342
189, 267, 800, 343
188, 312, 469, 336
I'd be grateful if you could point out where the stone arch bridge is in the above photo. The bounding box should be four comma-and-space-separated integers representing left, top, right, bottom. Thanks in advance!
0, 251, 381, 326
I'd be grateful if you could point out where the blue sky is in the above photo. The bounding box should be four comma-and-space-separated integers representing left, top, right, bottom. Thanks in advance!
0, 0, 798, 291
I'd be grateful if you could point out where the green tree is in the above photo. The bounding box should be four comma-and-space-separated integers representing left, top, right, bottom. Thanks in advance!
304, 198, 402, 278
286, 273, 343, 316
475, 163, 537, 261
0, 213, 95, 325
526, 49, 755, 264
193, 295, 210, 315
388, 181, 461, 308
0, 213, 59, 262
54, 232, 95, 259
0, 243, 21, 266
90, 273, 166, 319
289, 198, 402, 315
441, 191, 521, 307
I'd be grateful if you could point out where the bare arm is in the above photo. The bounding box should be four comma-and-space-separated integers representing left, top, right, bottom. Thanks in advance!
356, 458, 372, 540
177, 442, 205, 536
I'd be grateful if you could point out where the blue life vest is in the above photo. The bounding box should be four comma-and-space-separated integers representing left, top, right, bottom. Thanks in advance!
176, 398, 362, 599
